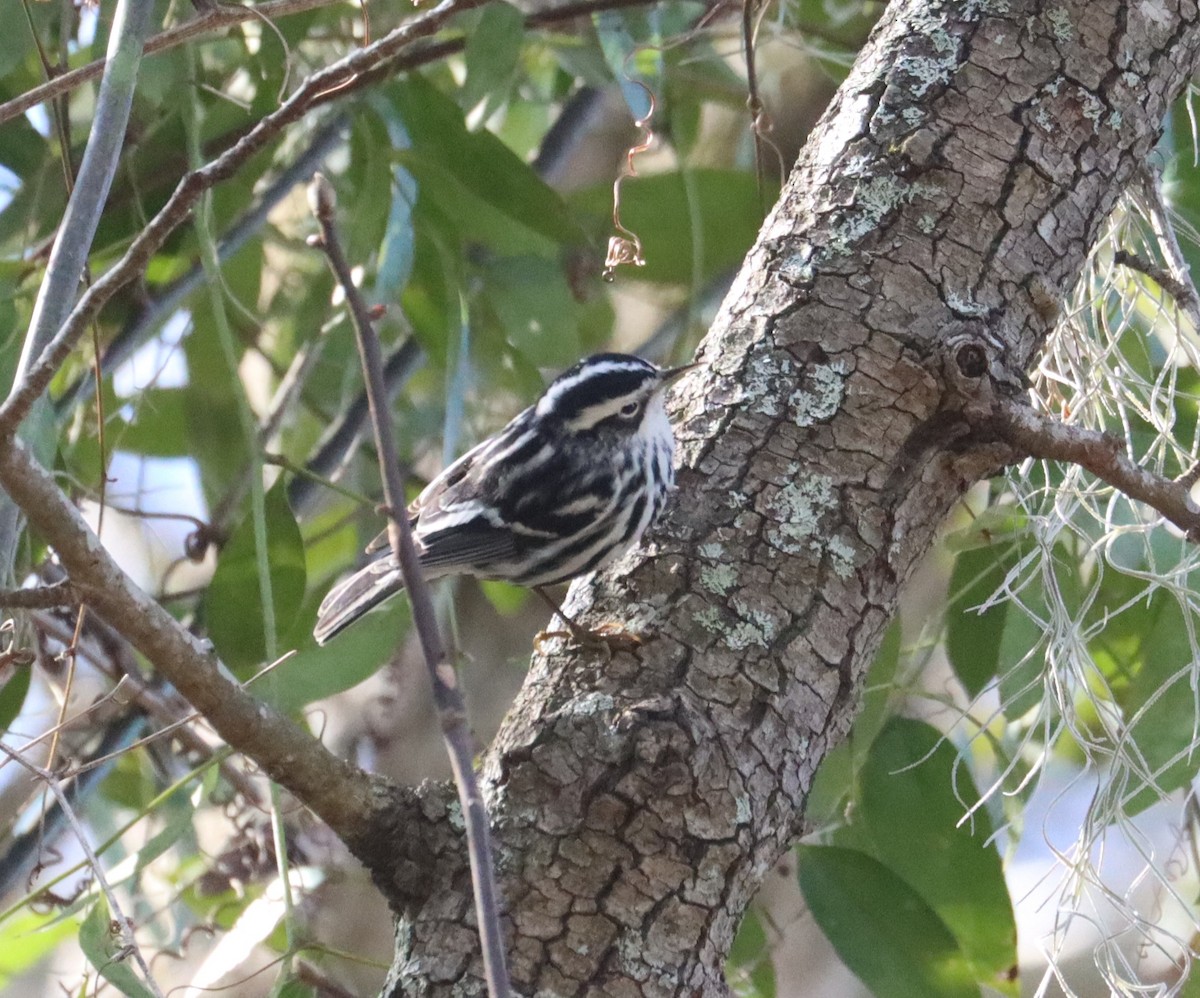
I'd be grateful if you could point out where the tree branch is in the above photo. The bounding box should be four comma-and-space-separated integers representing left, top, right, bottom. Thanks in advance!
0, 0, 665, 129
0, 426, 397, 853
0, 0, 485, 439
307, 173, 512, 998
0, 0, 155, 579
0, 581, 80, 608
980, 398, 1200, 541
0, 0, 348, 128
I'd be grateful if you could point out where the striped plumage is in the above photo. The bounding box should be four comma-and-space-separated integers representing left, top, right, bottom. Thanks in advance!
313, 353, 691, 645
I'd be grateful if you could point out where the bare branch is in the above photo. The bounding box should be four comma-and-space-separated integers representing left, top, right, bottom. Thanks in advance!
0, 0, 486, 439
0, 427, 391, 850
0, 0, 665, 129
0, 739, 166, 998
985, 399, 1200, 540
307, 173, 512, 998
0, 581, 80, 609
0, 0, 347, 128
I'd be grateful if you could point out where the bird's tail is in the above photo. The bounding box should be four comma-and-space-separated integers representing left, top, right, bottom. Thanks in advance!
312, 558, 406, 646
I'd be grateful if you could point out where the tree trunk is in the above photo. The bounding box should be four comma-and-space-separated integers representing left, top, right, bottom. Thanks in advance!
361, 1, 1200, 993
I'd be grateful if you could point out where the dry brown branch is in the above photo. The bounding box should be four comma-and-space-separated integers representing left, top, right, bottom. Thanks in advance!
982, 398, 1200, 541
0, 581, 80, 609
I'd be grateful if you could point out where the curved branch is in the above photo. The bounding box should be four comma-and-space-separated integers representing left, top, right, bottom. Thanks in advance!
0, 0, 348, 128
0, 0, 486, 438
982, 398, 1200, 540
0, 427, 399, 850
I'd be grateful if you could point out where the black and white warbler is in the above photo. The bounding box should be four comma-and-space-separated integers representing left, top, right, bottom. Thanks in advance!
313, 353, 694, 645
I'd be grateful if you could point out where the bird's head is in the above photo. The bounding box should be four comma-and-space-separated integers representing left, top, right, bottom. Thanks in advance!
535, 353, 694, 437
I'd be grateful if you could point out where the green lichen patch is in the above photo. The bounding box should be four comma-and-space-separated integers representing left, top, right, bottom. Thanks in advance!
789, 361, 848, 426
764, 473, 839, 554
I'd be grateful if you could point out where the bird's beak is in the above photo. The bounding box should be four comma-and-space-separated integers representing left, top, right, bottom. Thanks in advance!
660, 362, 699, 384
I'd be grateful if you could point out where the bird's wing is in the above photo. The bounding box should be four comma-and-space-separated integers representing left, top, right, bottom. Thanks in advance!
362, 436, 495, 555
415, 503, 523, 571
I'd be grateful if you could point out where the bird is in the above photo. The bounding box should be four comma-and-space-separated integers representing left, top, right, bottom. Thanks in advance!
313, 353, 694, 646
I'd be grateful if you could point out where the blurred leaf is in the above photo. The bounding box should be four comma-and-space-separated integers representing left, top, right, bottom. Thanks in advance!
797, 845, 980, 998
183, 316, 251, 508
462, 3, 525, 118
947, 545, 1017, 699
805, 620, 899, 827
112, 389, 190, 457
271, 977, 317, 998
0, 908, 79, 987
254, 601, 404, 714
728, 907, 776, 998
79, 894, 158, 998
483, 255, 581, 365
389, 75, 585, 249
0, 663, 30, 733
860, 718, 1018, 995
570, 170, 772, 284
345, 110, 395, 264
479, 579, 529, 617
1116, 593, 1200, 815
205, 481, 307, 675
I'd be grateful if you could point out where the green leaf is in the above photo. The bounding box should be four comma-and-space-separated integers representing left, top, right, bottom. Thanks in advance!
270, 972, 317, 998
79, 895, 158, 998
112, 389, 190, 457
1116, 593, 1200, 815
0, 663, 30, 734
205, 481, 307, 675
483, 255, 581, 366
859, 718, 1018, 994
727, 908, 776, 998
805, 620, 899, 827
947, 545, 1016, 699
569, 169, 772, 284
0, 907, 78, 987
252, 602, 404, 714
462, 3, 525, 117
183, 311, 252, 507
797, 845, 981, 998
388, 74, 584, 248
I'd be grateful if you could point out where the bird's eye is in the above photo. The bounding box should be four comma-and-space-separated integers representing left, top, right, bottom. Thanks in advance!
620, 400, 641, 418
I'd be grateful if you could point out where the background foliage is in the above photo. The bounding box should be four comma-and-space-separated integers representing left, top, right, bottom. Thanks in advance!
1, 0, 1199, 995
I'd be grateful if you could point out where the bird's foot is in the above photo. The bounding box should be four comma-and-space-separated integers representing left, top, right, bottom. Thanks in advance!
534, 620, 644, 658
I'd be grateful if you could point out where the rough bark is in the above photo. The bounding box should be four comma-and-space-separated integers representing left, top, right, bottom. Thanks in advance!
361, 0, 1200, 994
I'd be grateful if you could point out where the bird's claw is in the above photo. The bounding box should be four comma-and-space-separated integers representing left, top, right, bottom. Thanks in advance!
534, 621, 643, 658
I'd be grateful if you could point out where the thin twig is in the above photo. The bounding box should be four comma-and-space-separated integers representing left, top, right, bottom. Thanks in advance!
0, 0, 347, 127
985, 399, 1200, 541
0, 0, 487, 439
26, 609, 263, 806
307, 173, 511, 998
0, 0, 156, 579
1112, 249, 1198, 313
0, 581, 80, 609
287, 338, 424, 515
55, 115, 349, 417
0, 740, 166, 998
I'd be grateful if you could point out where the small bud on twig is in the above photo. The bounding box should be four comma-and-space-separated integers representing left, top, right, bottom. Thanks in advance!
307, 173, 337, 222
